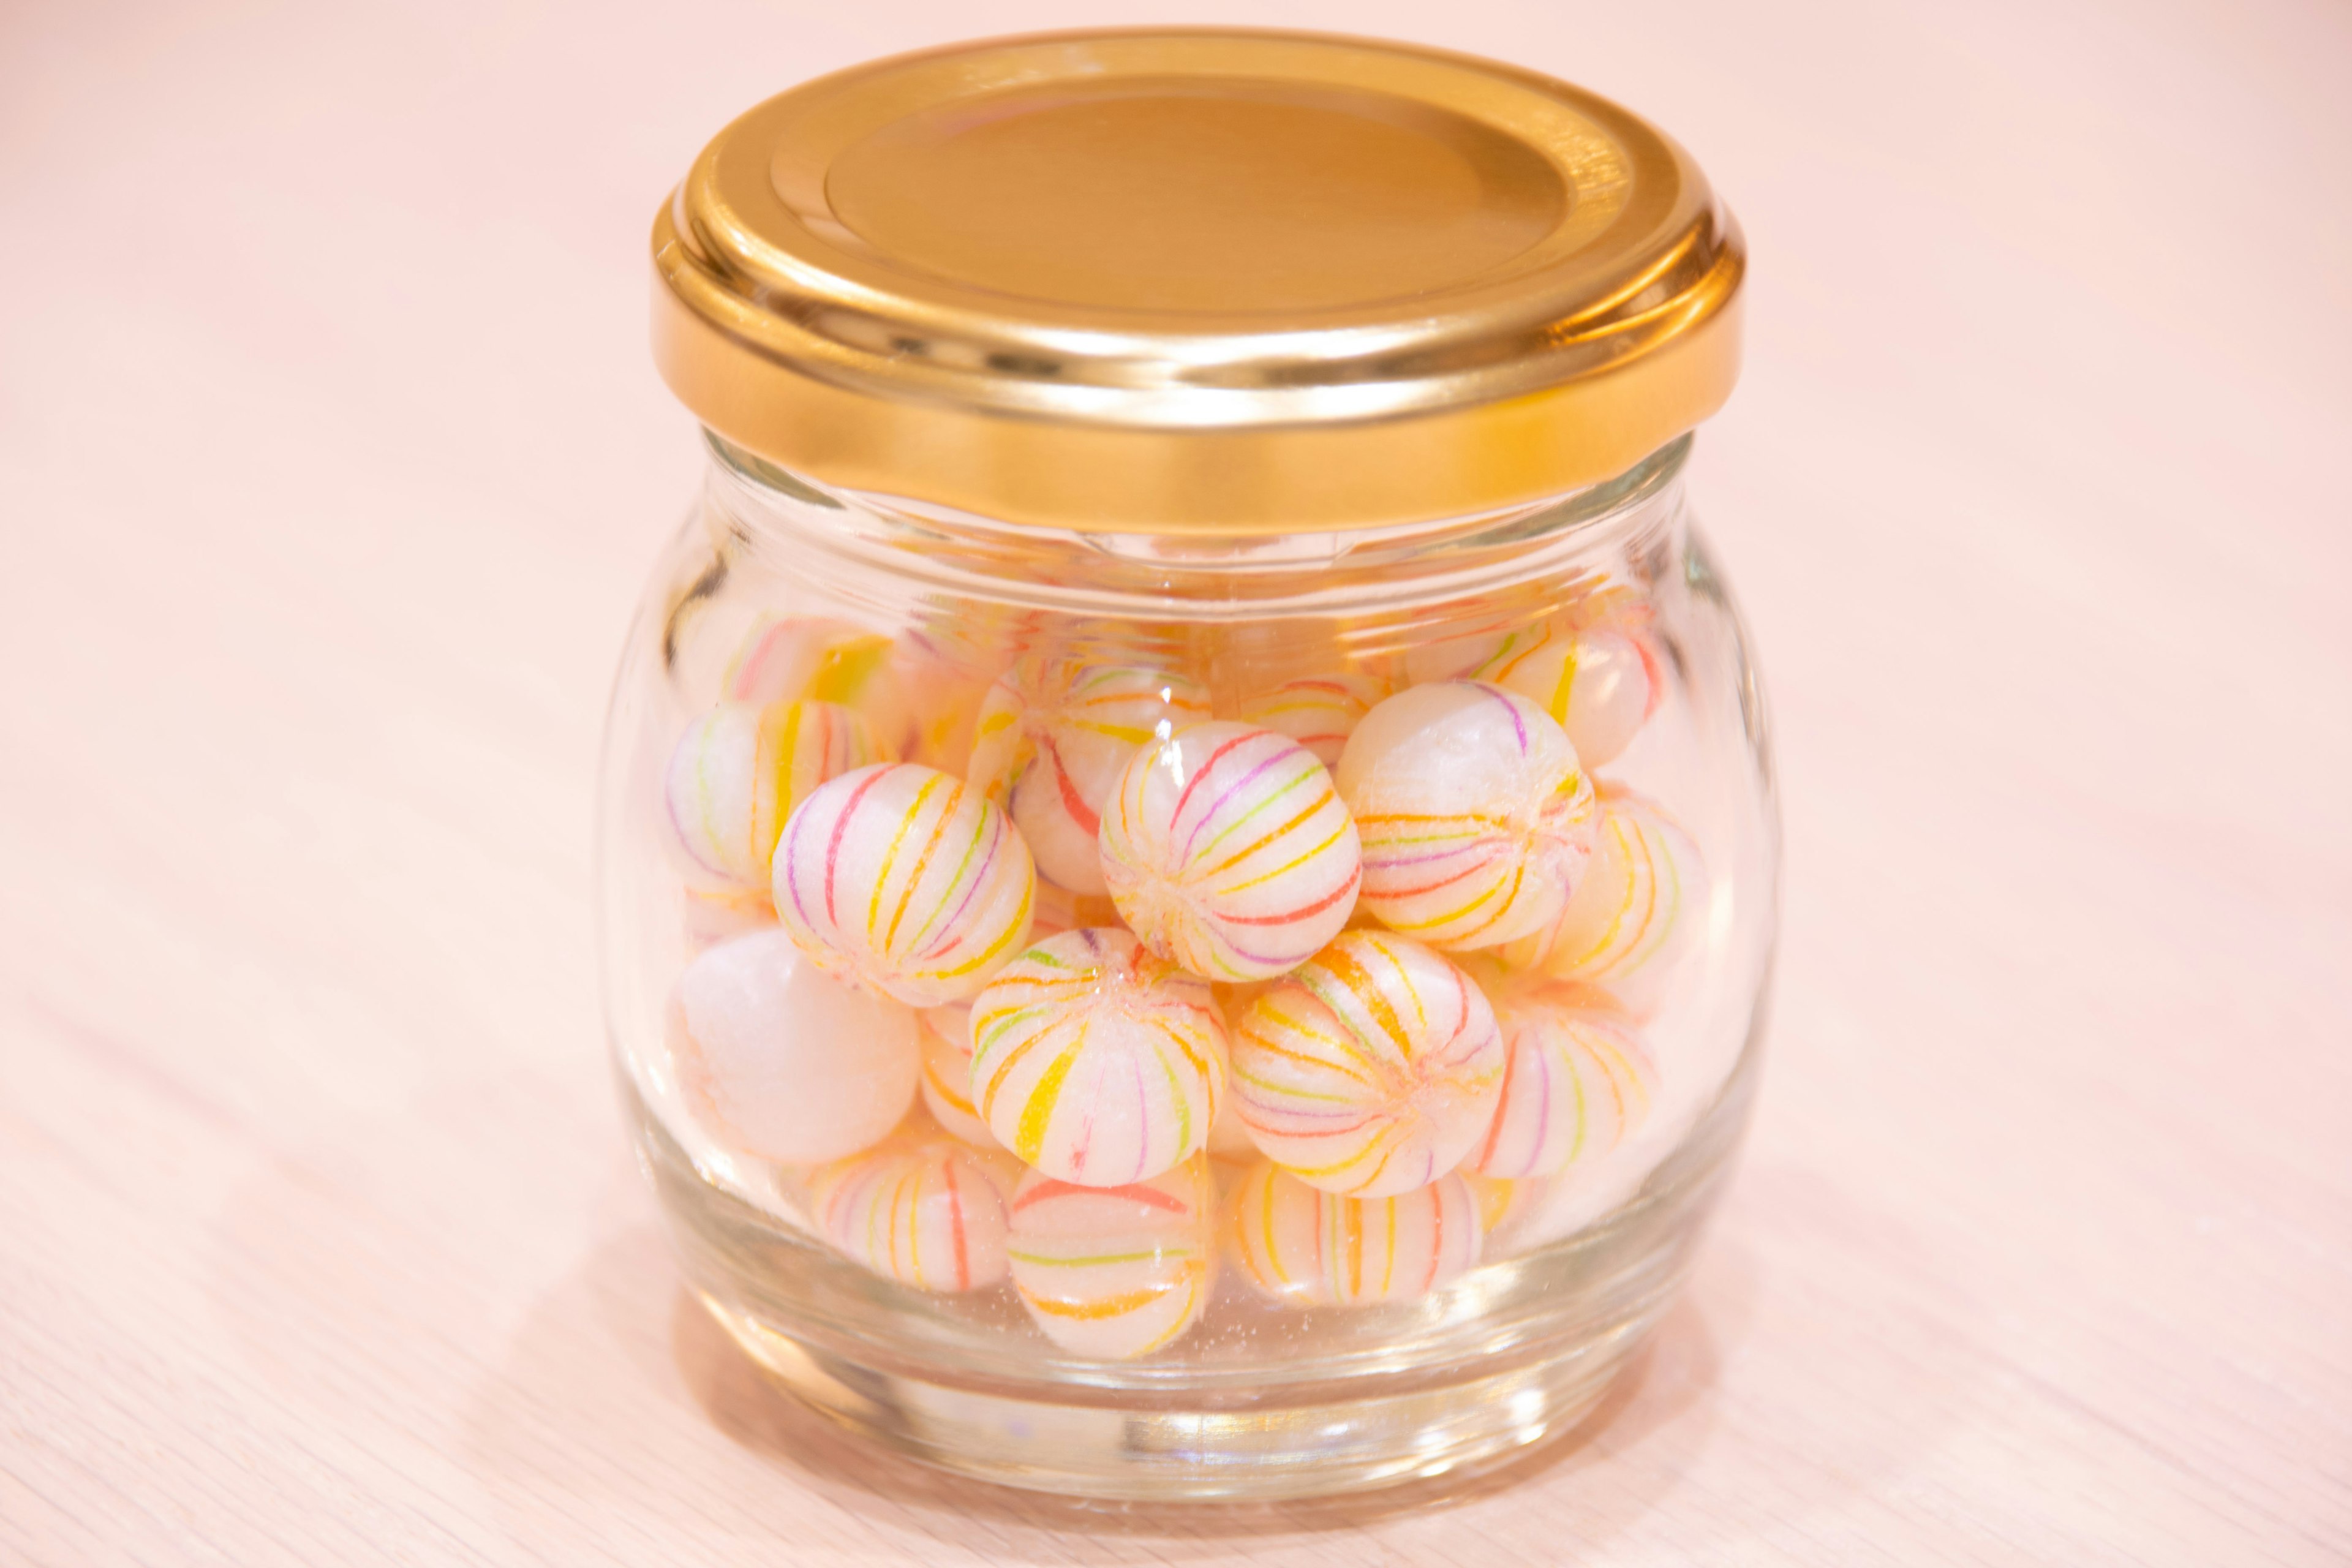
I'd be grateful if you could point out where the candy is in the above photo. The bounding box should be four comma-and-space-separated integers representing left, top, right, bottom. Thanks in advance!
1008, 1159, 1215, 1358
1030, 878, 1126, 940
673, 929, 919, 1165
1099, 722, 1362, 982
773, 762, 1036, 1006
914, 1003, 999, 1149
1463, 624, 1659, 769
1229, 930, 1505, 1196
723, 614, 899, 710
886, 631, 1001, 774
1226, 1161, 1482, 1306
1498, 787, 1705, 986
1461, 982, 1659, 1179
968, 928, 1227, 1185
1233, 674, 1395, 767
968, 658, 1211, 895
807, 1118, 1024, 1292
1337, 681, 1600, 950
1460, 1170, 1536, 1236
664, 699, 886, 890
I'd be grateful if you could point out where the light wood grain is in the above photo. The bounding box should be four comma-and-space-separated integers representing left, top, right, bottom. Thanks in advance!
3, 0, 2347, 1562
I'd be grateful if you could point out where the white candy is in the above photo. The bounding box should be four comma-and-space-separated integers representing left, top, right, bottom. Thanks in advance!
673, 929, 919, 1165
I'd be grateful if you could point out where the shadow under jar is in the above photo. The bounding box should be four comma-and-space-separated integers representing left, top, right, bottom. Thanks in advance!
600, 28, 1777, 1502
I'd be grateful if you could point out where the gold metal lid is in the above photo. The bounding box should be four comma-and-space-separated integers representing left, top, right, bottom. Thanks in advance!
652, 28, 1743, 533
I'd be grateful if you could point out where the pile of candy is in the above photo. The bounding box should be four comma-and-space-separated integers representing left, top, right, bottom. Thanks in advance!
657, 602, 1705, 1360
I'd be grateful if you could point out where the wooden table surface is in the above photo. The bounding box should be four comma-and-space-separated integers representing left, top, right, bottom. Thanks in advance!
4, 0, 2346, 1561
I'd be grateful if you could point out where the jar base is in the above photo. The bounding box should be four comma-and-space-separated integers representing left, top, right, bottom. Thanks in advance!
628, 1020, 1758, 1502
698, 1287, 1648, 1502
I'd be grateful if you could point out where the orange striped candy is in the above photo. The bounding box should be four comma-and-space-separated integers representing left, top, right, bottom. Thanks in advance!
1008, 1158, 1215, 1359
1230, 930, 1504, 1197
1227, 1161, 1482, 1307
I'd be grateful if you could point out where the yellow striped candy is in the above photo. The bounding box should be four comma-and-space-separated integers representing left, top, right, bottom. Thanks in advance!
1337, 681, 1600, 950
723, 614, 899, 709
967, 657, 1211, 895
1227, 1161, 1482, 1307
772, 762, 1035, 1006
1230, 930, 1505, 1196
1461, 981, 1659, 1180
664, 699, 885, 890
807, 1119, 1024, 1292
1008, 1158, 1215, 1359
1498, 787, 1705, 987
1100, 722, 1362, 982
969, 929, 1227, 1186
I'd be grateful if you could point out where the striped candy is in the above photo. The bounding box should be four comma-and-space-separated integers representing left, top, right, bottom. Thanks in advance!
1462, 982, 1659, 1179
665, 699, 886, 890
1498, 787, 1705, 987
968, 658, 1212, 895
1464, 624, 1660, 769
1230, 930, 1505, 1196
1459, 1170, 1536, 1238
673, 929, 919, 1166
1099, 722, 1362, 982
773, 762, 1036, 1006
1008, 1158, 1215, 1359
914, 1003, 999, 1149
807, 1119, 1025, 1292
969, 928, 1227, 1186
723, 615, 899, 710
1227, 1161, 1482, 1306
1337, 682, 1600, 950
1232, 674, 1395, 767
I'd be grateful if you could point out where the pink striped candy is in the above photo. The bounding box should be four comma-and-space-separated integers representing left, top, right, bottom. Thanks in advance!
967, 658, 1210, 895
1232, 674, 1395, 767
772, 762, 1036, 1006
1461, 982, 1659, 1180
1227, 1161, 1482, 1306
968, 928, 1227, 1186
807, 1118, 1024, 1292
1230, 930, 1505, 1196
1099, 722, 1362, 982
1337, 682, 1600, 950
1008, 1159, 1215, 1359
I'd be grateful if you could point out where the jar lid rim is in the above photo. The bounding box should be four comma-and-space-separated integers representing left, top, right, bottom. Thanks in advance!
653, 27, 1743, 533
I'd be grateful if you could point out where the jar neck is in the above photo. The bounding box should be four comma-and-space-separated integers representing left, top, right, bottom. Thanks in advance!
699, 432, 1691, 629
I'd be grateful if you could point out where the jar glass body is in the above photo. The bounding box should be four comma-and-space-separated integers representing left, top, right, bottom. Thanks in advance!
597, 432, 1777, 1499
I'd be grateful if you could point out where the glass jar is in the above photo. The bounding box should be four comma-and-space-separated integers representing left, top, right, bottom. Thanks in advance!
600, 29, 1774, 1501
